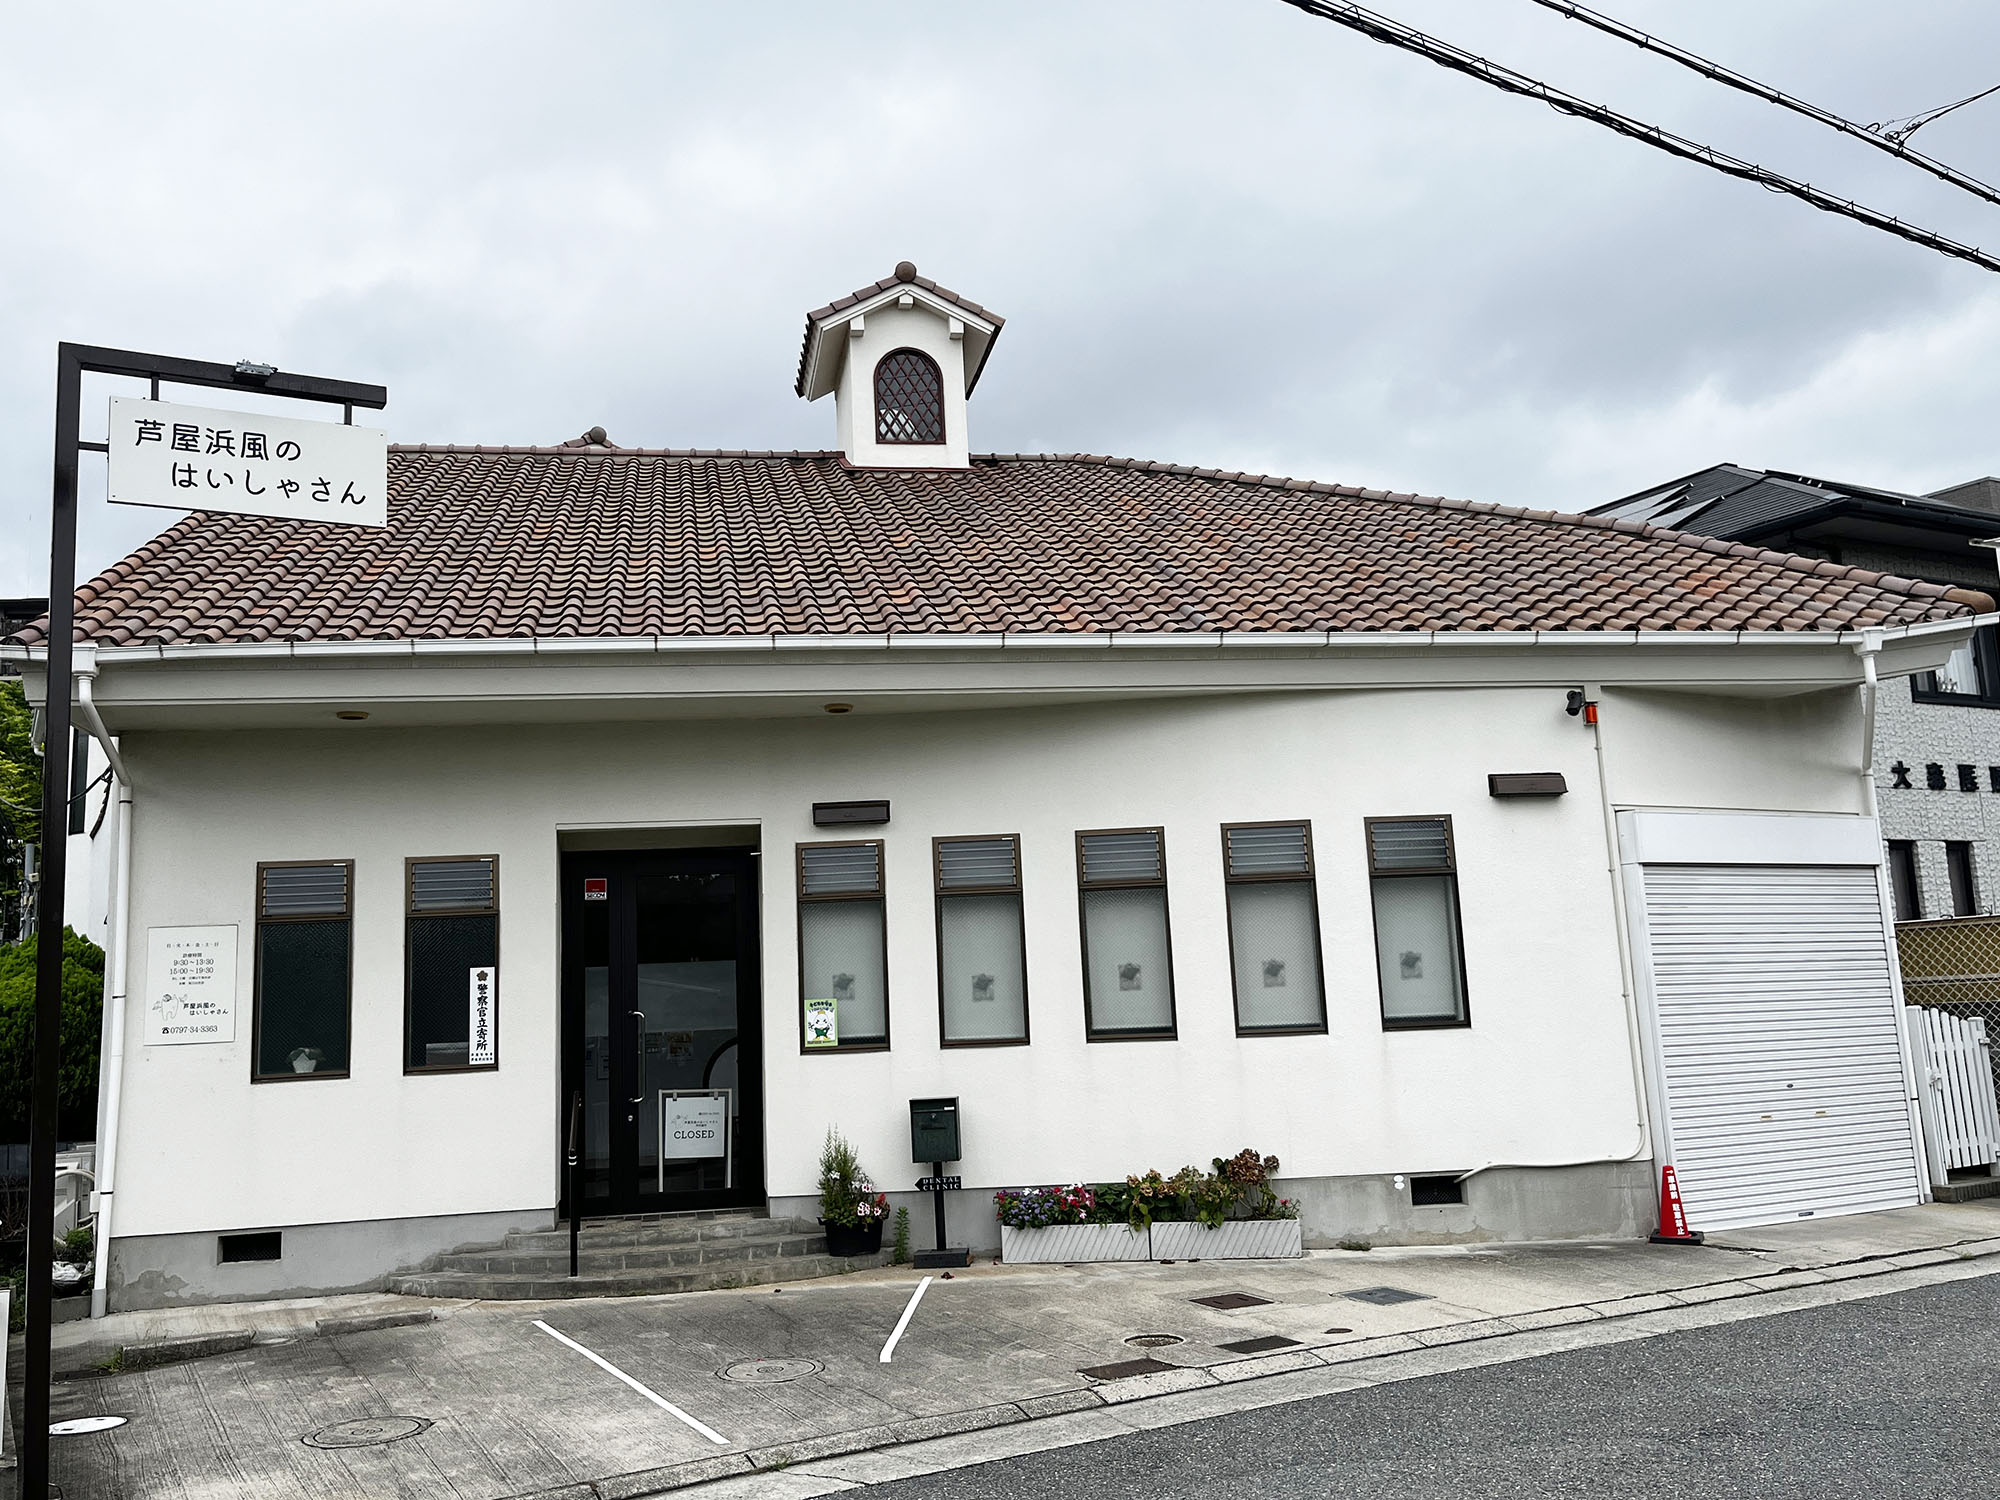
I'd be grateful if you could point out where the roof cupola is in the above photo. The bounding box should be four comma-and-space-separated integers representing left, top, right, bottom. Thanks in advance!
794, 262, 1004, 470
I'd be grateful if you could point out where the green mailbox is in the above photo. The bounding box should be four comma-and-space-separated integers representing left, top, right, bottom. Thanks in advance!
910, 1097, 961, 1164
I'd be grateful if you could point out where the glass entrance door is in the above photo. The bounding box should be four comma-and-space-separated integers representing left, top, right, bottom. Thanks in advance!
561, 848, 763, 1216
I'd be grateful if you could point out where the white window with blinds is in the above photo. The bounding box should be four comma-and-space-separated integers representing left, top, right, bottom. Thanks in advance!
1222, 822, 1326, 1034
1077, 828, 1176, 1039
797, 841, 889, 1049
1366, 816, 1470, 1028
935, 835, 1028, 1045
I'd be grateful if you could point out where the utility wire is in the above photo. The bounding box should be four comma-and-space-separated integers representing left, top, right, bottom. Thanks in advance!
1870, 80, 2000, 145
1527, 1, 2000, 208
1275, 0, 2000, 275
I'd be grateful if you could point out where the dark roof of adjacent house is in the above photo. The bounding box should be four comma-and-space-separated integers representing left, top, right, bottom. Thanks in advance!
1590, 463, 2000, 543
7, 448, 1989, 648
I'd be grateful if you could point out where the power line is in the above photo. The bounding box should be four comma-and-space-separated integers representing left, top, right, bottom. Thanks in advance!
1275, 0, 2000, 275
1527, 1, 2000, 208
1870, 80, 2000, 145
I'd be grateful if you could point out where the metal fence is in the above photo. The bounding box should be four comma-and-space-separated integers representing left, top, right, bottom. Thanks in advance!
1896, 915, 2000, 1100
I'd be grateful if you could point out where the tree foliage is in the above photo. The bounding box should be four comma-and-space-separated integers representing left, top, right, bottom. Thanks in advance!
0, 680, 39, 843
0, 927, 103, 1138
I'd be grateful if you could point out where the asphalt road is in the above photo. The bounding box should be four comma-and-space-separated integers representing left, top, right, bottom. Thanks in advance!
868, 1274, 2000, 1500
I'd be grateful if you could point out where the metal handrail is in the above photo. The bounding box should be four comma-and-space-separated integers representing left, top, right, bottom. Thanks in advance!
565, 1091, 582, 1278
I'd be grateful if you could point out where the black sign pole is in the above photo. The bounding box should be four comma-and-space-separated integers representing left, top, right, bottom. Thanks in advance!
20, 345, 383, 1498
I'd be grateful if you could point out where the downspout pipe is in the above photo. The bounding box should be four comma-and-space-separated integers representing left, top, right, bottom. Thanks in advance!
71, 654, 133, 1318
1855, 629, 1934, 1201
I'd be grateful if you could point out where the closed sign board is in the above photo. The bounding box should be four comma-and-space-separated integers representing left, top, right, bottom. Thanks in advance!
661, 1091, 729, 1159
107, 396, 388, 528
144, 926, 238, 1045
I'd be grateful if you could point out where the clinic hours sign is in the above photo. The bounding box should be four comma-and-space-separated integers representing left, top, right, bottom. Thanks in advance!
143, 926, 238, 1045
107, 396, 388, 528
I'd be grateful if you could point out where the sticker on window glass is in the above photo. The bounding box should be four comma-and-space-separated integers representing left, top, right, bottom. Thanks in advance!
1263, 958, 1287, 988
1118, 962, 1143, 991
972, 973, 995, 1003
583, 878, 608, 901
1400, 951, 1424, 980
467, 967, 497, 1065
804, 996, 839, 1048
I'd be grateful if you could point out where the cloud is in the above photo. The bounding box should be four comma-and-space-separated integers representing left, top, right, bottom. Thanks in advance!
3, 0, 1998, 594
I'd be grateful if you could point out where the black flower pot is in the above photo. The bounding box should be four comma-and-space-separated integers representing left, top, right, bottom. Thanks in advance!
821, 1219, 884, 1258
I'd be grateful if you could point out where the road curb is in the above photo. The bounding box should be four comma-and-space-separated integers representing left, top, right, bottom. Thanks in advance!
505, 1236, 2000, 1499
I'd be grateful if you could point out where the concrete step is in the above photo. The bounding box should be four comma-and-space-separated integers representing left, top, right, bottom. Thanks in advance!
501, 1213, 821, 1253
388, 1248, 896, 1301
437, 1232, 827, 1275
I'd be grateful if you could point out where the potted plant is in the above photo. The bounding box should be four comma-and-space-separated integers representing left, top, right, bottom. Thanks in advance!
1151, 1151, 1304, 1260
994, 1184, 1150, 1263
817, 1129, 887, 1258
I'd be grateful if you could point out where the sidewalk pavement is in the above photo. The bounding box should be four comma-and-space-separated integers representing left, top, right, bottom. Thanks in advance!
17, 1199, 2000, 1500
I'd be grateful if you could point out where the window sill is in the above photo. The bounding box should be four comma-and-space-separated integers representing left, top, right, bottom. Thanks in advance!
1236, 1024, 1330, 1038
1909, 691, 2000, 710
251, 1069, 351, 1084
1381, 1017, 1472, 1032
803, 1042, 891, 1055
405, 1063, 501, 1076
942, 1036, 1031, 1048
1086, 1029, 1178, 1043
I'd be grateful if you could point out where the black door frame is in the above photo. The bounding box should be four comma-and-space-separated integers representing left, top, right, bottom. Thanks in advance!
559, 846, 765, 1219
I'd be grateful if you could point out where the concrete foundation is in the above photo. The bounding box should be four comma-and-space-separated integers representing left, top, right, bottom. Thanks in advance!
106, 1206, 553, 1312
775, 1161, 1658, 1258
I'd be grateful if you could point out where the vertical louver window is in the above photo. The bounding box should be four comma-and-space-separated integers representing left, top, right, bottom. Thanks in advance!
1222, 822, 1326, 1034
406, 856, 500, 1072
798, 842, 889, 1050
1367, 817, 1470, 1028
935, 836, 1028, 1046
254, 861, 353, 1080
1076, 828, 1176, 1039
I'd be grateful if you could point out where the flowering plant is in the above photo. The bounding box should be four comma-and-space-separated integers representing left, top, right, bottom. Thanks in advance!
993, 1183, 1097, 1229
817, 1129, 884, 1229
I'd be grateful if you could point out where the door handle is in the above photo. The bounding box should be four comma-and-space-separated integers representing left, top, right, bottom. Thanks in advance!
628, 1010, 646, 1105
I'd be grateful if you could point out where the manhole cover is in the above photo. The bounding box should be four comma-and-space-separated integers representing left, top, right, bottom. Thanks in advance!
1080, 1356, 1176, 1381
51, 1416, 127, 1436
1218, 1334, 1301, 1355
1125, 1333, 1184, 1349
719, 1358, 824, 1384
1341, 1286, 1431, 1306
1192, 1292, 1272, 1310
302, 1416, 432, 1449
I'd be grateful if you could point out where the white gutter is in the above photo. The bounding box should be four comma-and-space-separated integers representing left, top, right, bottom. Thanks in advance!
89, 774, 133, 1318
73, 656, 130, 787
0, 616, 1990, 669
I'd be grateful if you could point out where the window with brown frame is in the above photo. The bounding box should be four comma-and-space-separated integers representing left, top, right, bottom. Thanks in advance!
406, 856, 500, 1072
935, 835, 1028, 1046
1222, 822, 1327, 1034
874, 348, 945, 444
797, 841, 889, 1050
253, 861, 353, 1081
1366, 817, 1470, 1029
1076, 828, 1176, 1039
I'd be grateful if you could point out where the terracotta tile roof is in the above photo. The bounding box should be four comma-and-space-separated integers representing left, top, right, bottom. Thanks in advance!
9, 449, 1989, 648
795, 265, 1005, 397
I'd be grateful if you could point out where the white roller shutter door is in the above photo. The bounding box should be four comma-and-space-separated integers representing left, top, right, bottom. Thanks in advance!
1640, 863, 1922, 1232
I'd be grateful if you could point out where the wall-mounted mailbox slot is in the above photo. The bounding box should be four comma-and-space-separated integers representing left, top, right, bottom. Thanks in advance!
1488, 772, 1567, 798
910, 1096, 961, 1164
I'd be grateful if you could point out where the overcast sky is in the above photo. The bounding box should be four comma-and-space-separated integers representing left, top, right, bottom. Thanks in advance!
4, 1, 2000, 597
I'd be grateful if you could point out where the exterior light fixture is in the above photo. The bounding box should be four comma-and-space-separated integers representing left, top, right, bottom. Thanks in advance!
823, 703, 854, 715
334, 710, 369, 721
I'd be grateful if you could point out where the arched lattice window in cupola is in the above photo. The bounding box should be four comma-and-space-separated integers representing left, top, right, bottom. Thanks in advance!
874, 349, 945, 445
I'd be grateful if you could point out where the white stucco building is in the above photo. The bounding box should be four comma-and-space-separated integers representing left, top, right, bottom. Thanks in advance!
9, 264, 1994, 1310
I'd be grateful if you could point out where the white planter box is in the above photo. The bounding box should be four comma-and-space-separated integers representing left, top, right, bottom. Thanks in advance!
1150, 1219, 1303, 1260
1000, 1223, 1153, 1263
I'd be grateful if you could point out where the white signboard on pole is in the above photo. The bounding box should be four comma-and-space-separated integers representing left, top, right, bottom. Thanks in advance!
143, 926, 238, 1045
661, 1090, 730, 1160
467, 966, 497, 1066
107, 396, 388, 528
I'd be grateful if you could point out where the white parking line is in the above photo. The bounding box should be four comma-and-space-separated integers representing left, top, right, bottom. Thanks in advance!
532, 1319, 730, 1445
879, 1275, 934, 1363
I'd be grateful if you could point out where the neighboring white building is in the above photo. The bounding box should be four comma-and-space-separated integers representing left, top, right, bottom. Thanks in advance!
8, 265, 1993, 1310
